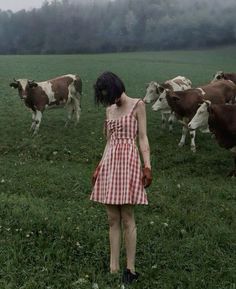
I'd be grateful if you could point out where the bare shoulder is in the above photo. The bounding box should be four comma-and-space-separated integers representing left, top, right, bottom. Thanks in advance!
106, 104, 117, 118
131, 98, 144, 106
106, 106, 112, 118
106, 106, 111, 113
133, 99, 145, 119
136, 99, 146, 112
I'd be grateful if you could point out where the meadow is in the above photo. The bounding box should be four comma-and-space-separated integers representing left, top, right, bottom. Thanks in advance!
0, 47, 235, 289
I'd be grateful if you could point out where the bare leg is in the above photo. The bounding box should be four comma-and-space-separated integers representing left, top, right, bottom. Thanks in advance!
106, 205, 121, 273
30, 111, 36, 132
33, 110, 42, 136
168, 113, 175, 132
178, 125, 188, 147
121, 205, 136, 273
161, 112, 167, 129
73, 97, 81, 125
189, 129, 196, 152
65, 102, 74, 127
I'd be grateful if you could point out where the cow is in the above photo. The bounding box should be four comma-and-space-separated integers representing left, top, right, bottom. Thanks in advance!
188, 80, 236, 131
207, 103, 236, 176
10, 74, 82, 135
143, 76, 192, 131
212, 71, 236, 84
163, 80, 236, 152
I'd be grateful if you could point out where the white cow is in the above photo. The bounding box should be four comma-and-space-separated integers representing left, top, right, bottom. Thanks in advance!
149, 76, 192, 131
188, 101, 211, 132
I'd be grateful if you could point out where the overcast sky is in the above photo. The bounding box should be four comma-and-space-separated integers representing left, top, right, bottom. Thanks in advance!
0, 0, 104, 11
0, 0, 45, 12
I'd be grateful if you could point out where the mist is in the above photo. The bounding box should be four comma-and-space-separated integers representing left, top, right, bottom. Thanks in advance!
0, 0, 235, 54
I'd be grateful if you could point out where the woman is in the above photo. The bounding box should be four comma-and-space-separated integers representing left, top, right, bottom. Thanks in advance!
90, 71, 152, 284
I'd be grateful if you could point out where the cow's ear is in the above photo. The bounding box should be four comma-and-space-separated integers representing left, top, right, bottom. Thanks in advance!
158, 85, 165, 93
217, 72, 225, 79
9, 82, 18, 89
171, 94, 180, 101
165, 88, 171, 95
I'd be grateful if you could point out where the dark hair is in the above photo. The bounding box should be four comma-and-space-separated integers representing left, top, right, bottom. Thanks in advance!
94, 71, 125, 106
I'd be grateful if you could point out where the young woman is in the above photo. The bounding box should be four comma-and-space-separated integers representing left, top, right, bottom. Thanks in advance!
90, 71, 152, 284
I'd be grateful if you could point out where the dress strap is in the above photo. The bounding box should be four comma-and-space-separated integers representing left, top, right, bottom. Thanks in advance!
130, 99, 142, 116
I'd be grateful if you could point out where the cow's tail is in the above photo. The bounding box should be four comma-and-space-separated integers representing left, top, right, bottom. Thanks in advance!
73, 75, 82, 108
74, 75, 82, 95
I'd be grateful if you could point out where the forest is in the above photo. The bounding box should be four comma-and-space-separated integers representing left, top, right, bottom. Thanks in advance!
0, 0, 236, 54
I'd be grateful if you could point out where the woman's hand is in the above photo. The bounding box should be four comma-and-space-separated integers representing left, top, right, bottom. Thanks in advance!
92, 165, 101, 186
142, 167, 152, 188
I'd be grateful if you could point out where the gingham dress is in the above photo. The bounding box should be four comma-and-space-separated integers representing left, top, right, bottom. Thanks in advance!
90, 99, 148, 205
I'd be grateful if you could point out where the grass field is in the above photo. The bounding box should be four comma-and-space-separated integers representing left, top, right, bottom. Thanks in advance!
0, 46, 235, 289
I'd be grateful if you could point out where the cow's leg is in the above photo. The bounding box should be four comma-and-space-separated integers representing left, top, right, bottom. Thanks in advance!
178, 126, 188, 147
168, 113, 175, 132
233, 155, 236, 177
32, 110, 42, 136
189, 129, 196, 152
228, 150, 236, 177
161, 112, 167, 129
65, 101, 74, 127
30, 111, 36, 132
73, 97, 81, 125
227, 157, 236, 177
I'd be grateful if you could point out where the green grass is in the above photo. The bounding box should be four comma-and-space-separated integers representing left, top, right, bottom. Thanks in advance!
0, 46, 236, 289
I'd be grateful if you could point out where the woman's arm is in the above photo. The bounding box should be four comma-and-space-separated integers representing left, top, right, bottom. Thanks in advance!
92, 108, 111, 185
136, 101, 151, 169
99, 107, 111, 164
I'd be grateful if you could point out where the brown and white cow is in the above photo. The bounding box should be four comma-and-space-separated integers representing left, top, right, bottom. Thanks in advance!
211, 71, 236, 103
144, 76, 192, 131
207, 103, 236, 176
165, 80, 236, 152
10, 74, 82, 135
188, 80, 236, 131
212, 71, 236, 84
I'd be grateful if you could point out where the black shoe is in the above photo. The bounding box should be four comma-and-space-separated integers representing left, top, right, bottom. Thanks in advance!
122, 268, 139, 285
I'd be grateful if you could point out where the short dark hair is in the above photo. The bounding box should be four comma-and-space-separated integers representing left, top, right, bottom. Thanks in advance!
94, 71, 126, 106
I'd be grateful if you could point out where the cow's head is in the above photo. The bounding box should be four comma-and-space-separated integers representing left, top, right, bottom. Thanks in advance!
10, 79, 38, 99
152, 87, 170, 111
143, 81, 161, 103
188, 100, 211, 130
211, 71, 224, 83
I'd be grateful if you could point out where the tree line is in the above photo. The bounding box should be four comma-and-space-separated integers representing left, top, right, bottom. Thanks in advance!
0, 0, 235, 54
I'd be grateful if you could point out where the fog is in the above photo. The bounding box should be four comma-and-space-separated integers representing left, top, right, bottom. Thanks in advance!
0, 0, 235, 54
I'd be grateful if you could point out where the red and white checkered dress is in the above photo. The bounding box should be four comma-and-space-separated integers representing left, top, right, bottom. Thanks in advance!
90, 99, 148, 205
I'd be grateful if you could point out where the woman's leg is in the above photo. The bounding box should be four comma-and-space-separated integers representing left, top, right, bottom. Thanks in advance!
121, 205, 136, 272
106, 205, 122, 273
